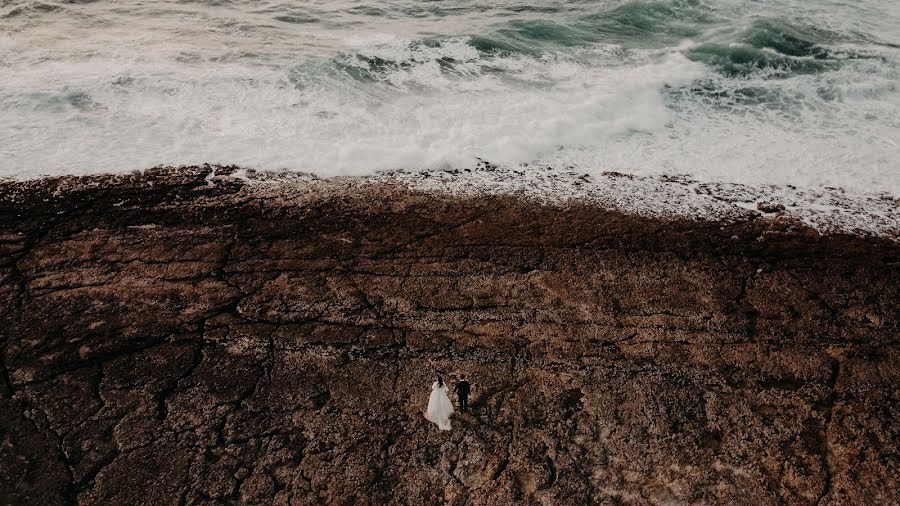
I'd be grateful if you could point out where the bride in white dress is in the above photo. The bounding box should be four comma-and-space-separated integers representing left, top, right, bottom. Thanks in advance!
425, 376, 454, 430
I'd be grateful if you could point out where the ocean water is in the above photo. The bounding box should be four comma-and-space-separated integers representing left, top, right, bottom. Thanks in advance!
1, 0, 898, 192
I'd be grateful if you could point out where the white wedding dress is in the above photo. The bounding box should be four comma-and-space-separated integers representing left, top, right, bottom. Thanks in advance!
425, 381, 454, 430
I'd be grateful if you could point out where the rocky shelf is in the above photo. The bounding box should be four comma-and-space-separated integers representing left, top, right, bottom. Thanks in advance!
1, 166, 897, 504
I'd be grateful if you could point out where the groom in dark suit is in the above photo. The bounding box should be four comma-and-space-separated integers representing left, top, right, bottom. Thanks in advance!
453, 375, 471, 412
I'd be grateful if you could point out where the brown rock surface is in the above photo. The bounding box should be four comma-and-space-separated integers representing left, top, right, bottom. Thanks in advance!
0, 166, 897, 505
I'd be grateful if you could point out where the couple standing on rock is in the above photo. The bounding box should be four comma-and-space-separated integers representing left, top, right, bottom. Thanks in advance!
424, 375, 471, 431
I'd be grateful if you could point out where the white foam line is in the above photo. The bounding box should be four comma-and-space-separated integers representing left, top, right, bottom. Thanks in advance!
215, 164, 897, 239
359, 167, 898, 239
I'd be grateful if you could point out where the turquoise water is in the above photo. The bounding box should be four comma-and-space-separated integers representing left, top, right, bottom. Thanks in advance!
1, 0, 898, 191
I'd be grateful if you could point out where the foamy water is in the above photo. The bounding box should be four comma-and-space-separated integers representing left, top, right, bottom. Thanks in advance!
1, 0, 898, 193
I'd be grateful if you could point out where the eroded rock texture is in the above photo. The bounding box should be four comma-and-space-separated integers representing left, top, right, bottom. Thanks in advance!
0, 167, 897, 505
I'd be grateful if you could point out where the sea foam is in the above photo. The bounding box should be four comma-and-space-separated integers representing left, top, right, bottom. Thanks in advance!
0, 0, 898, 196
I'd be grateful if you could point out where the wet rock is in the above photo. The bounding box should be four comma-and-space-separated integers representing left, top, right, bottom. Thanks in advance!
0, 167, 897, 504
757, 201, 786, 213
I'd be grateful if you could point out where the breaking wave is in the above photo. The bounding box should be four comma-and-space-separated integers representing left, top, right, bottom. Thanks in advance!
0, 0, 898, 192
